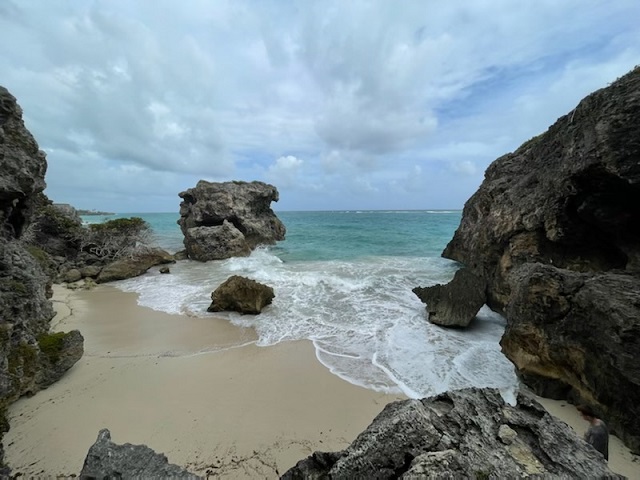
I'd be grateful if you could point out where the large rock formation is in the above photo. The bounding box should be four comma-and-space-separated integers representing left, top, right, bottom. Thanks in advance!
80, 429, 200, 479
0, 86, 84, 472
178, 180, 286, 261
416, 67, 640, 450
283, 388, 618, 478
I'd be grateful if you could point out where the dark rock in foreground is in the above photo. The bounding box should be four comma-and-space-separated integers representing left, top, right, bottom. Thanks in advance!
208, 275, 275, 314
282, 388, 619, 479
178, 180, 286, 261
80, 429, 200, 479
416, 67, 640, 450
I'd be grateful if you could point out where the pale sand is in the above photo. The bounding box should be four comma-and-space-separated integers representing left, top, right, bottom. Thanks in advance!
4, 285, 404, 478
5, 286, 640, 478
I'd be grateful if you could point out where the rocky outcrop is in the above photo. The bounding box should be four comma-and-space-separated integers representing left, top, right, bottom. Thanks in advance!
80, 429, 200, 479
417, 67, 640, 450
208, 275, 275, 314
178, 180, 286, 261
96, 248, 175, 283
0, 87, 47, 239
413, 268, 486, 327
0, 86, 84, 472
283, 388, 618, 479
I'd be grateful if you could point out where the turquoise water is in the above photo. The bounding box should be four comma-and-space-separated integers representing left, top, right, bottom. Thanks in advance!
85, 210, 519, 400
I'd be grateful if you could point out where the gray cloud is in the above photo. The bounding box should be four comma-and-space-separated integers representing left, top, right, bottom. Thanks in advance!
1, 0, 639, 211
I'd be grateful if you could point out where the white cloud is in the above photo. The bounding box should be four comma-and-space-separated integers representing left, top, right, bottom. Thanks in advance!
266, 155, 304, 188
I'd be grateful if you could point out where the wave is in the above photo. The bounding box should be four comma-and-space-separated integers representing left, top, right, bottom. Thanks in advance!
115, 248, 518, 399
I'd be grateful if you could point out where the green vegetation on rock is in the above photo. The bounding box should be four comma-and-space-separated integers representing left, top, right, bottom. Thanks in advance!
84, 217, 152, 260
37, 331, 68, 363
3, 280, 27, 295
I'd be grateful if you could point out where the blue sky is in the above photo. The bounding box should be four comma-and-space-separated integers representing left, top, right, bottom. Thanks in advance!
1, 1, 639, 212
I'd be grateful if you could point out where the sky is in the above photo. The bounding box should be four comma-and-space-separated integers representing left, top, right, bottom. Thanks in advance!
1, 1, 639, 213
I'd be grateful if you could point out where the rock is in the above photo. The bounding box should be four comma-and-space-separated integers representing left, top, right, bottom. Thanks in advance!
80, 429, 200, 479
178, 180, 286, 261
208, 275, 275, 314
63, 268, 82, 283
425, 67, 640, 450
159, 266, 170, 274
51, 203, 81, 224
174, 249, 189, 260
0, 86, 84, 471
0, 86, 47, 239
79, 265, 101, 278
413, 267, 486, 327
36, 330, 84, 389
184, 220, 251, 260
96, 248, 174, 283
501, 264, 640, 435
282, 388, 620, 479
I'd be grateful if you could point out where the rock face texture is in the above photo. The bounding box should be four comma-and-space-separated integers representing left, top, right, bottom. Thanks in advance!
178, 180, 286, 261
417, 67, 640, 450
208, 275, 275, 314
80, 429, 200, 479
283, 388, 618, 479
0, 86, 84, 472
96, 248, 174, 283
413, 268, 486, 327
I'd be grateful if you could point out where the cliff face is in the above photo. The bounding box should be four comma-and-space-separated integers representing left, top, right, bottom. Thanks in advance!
437, 68, 640, 450
0, 87, 84, 471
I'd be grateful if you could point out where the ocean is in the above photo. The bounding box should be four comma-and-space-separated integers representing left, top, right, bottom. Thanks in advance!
83, 210, 519, 401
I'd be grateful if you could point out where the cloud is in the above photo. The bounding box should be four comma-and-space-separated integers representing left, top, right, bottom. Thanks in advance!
266, 155, 304, 188
1, 0, 639, 211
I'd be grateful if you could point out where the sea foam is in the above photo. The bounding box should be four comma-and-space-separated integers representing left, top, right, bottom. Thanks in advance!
116, 247, 519, 400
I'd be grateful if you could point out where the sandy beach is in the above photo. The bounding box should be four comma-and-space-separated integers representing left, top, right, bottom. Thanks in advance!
4, 285, 639, 478
4, 285, 404, 477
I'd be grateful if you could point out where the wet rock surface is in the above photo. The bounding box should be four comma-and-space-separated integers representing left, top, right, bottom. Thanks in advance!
208, 275, 275, 314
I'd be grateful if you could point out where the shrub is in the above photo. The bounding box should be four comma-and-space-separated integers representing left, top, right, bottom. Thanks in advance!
82, 217, 152, 260
37, 332, 67, 363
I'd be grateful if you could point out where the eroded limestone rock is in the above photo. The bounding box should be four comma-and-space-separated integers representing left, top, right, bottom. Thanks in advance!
282, 388, 619, 479
178, 180, 286, 261
0, 86, 84, 471
208, 275, 275, 314
96, 248, 174, 283
80, 429, 200, 479
413, 267, 486, 327
418, 67, 640, 450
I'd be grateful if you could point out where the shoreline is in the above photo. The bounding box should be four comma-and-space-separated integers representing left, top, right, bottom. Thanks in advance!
4, 285, 639, 477
5, 285, 404, 477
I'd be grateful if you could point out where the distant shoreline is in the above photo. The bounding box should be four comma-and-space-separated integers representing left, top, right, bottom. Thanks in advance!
77, 210, 115, 216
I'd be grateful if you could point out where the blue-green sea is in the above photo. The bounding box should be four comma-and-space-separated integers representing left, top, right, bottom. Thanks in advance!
83, 210, 518, 400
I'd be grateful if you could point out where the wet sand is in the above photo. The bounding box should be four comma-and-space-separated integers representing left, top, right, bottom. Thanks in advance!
4, 285, 403, 477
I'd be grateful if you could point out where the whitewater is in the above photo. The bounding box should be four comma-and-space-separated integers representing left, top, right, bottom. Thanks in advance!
91, 210, 519, 401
